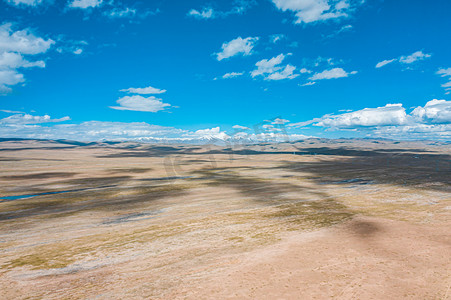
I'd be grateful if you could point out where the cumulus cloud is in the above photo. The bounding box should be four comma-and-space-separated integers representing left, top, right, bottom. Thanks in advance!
316, 104, 408, 128
216, 36, 259, 61
411, 99, 451, 124
290, 99, 451, 140
110, 95, 171, 112
376, 50, 432, 69
251, 53, 299, 80
309, 67, 357, 81
271, 0, 358, 24
0, 23, 54, 55
194, 127, 230, 140
0, 23, 54, 94
68, 0, 102, 9
120, 85, 166, 94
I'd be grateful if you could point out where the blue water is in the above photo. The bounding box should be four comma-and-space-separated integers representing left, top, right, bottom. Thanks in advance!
0, 176, 192, 202
0, 186, 115, 202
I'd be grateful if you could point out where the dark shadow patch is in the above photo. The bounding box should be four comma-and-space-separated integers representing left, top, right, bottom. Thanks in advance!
0, 183, 188, 221
107, 168, 153, 174
97, 145, 202, 158
191, 168, 354, 228
348, 220, 381, 237
0, 172, 77, 181
280, 147, 451, 192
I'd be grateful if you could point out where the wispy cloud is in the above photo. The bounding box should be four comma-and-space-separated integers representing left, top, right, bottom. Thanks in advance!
5, 0, 43, 7
188, 0, 256, 20
120, 85, 166, 95
269, 34, 286, 44
375, 50, 432, 68
436, 68, 451, 94
68, 0, 102, 9
309, 68, 357, 81
222, 72, 244, 79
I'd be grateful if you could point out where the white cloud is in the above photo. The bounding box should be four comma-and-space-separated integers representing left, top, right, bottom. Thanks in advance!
436, 68, 451, 93
0, 24, 53, 94
107, 7, 137, 18
69, 0, 102, 9
290, 99, 451, 140
110, 95, 171, 112
0, 120, 187, 142
6, 0, 42, 6
437, 68, 451, 78
222, 72, 244, 79
232, 125, 250, 130
309, 67, 357, 81
216, 36, 259, 61
301, 81, 316, 86
272, 118, 290, 124
265, 64, 299, 80
315, 104, 408, 128
120, 85, 166, 95
270, 34, 285, 44
194, 127, 230, 140
251, 54, 285, 77
399, 50, 431, 64
188, 8, 214, 19
372, 123, 451, 140
0, 52, 45, 69
0, 113, 70, 124
0, 117, 311, 143
375, 59, 396, 68
0, 70, 24, 93
0, 23, 54, 55
188, 0, 256, 20
271, 0, 357, 24
376, 51, 432, 69
300, 68, 311, 73
251, 53, 299, 80
411, 99, 451, 124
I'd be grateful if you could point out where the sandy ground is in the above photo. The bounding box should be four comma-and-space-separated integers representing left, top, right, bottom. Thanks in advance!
0, 138, 450, 299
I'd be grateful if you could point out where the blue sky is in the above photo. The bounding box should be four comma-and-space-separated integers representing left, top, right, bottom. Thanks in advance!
0, 0, 450, 142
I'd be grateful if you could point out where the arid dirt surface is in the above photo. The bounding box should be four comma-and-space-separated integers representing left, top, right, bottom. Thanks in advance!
0, 138, 450, 299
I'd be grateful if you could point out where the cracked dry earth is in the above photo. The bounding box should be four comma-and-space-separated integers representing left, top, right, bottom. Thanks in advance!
0, 139, 450, 299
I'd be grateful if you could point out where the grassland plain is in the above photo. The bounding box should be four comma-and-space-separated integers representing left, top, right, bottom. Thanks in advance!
0, 138, 450, 299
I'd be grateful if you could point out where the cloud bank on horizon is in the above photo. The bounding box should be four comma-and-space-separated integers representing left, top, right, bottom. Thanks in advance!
0, 0, 450, 142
